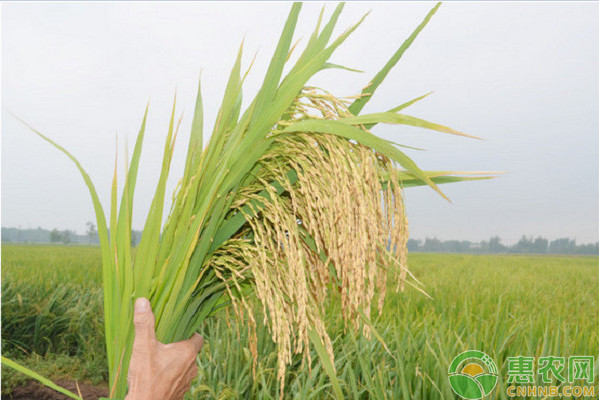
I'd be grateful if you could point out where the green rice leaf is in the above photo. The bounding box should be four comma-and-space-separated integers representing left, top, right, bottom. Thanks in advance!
321, 62, 363, 73
387, 170, 498, 188
388, 92, 433, 113
183, 78, 204, 186
363, 92, 432, 130
12, 114, 117, 373
349, 2, 441, 115
119, 105, 148, 218
340, 112, 480, 139
403, 175, 494, 188
134, 96, 179, 311
1, 356, 83, 400
308, 330, 344, 400
251, 2, 302, 124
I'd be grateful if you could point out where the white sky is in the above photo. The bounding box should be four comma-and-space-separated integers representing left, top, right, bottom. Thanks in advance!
2, 1, 598, 244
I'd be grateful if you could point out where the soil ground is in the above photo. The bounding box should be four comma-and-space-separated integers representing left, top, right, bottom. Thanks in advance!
2, 380, 108, 400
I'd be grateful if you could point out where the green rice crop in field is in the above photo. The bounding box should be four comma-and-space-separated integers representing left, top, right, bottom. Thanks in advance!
2, 246, 597, 399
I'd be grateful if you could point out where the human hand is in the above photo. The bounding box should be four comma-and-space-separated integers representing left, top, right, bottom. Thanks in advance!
124, 298, 203, 400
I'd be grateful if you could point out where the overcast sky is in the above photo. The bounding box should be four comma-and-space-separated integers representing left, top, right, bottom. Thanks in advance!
2, 2, 598, 244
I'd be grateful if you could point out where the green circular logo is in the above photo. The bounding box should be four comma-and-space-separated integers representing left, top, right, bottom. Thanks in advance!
448, 350, 498, 399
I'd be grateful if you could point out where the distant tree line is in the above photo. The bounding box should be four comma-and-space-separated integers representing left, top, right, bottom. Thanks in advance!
2, 226, 597, 255
49, 228, 75, 244
407, 235, 598, 255
2, 223, 142, 246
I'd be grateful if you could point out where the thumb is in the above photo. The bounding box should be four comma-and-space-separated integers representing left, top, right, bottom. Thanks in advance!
132, 297, 156, 347
183, 333, 204, 354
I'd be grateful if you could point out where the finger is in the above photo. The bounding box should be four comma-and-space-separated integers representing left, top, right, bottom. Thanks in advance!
190, 362, 198, 377
133, 297, 156, 347
184, 362, 198, 387
183, 332, 204, 354
170, 361, 197, 400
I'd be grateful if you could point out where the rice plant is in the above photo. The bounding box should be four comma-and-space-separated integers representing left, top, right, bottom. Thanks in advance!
7, 3, 493, 398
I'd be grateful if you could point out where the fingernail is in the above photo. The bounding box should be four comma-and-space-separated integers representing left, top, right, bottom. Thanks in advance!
135, 297, 150, 313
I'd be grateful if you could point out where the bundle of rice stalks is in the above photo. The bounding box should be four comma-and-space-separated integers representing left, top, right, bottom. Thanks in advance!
7, 2, 494, 398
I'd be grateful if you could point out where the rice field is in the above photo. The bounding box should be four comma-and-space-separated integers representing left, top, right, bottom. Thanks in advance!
1, 244, 597, 399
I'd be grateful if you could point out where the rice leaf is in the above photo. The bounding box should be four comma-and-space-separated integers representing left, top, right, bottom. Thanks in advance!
1, 356, 83, 400
308, 330, 344, 400
320, 62, 364, 73
349, 2, 441, 115
339, 112, 481, 139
